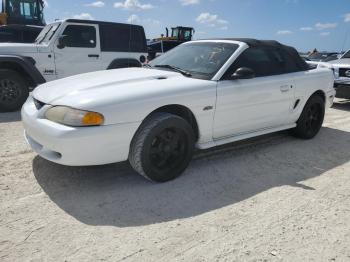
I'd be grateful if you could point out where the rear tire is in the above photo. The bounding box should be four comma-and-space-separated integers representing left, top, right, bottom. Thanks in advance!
291, 95, 325, 139
0, 69, 29, 112
129, 112, 195, 182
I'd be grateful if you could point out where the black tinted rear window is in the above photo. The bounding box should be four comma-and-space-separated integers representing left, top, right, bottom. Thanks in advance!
223, 46, 306, 79
269, 49, 301, 73
100, 24, 147, 52
227, 48, 282, 77
130, 26, 147, 52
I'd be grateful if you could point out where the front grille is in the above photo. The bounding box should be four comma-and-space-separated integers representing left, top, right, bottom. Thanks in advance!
33, 98, 45, 110
339, 68, 350, 78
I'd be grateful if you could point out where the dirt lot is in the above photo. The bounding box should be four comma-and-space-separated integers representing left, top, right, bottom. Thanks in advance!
1, 99, 350, 262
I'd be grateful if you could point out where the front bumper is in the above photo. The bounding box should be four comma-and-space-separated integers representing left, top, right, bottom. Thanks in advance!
334, 79, 350, 99
21, 95, 141, 166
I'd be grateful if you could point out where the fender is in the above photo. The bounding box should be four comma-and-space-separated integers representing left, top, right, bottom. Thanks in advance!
0, 55, 46, 85
107, 58, 142, 70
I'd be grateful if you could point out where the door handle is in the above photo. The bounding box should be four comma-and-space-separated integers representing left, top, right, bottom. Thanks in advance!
280, 85, 291, 92
88, 54, 99, 58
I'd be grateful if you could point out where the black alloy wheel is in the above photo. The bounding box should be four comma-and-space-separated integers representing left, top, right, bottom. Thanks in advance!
292, 95, 325, 139
304, 103, 322, 134
149, 127, 188, 172
129, 112, 195, 182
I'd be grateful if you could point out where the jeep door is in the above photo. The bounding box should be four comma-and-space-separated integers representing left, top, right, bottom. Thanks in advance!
214, 47, 295, 139
35, 22, 61, 81
53, 23, 102, 78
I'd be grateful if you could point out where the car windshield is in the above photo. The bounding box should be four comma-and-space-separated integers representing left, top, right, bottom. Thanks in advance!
308, 52, 340, 62
309, 53, 329, 60
324, 54, 339, 62
35, 22, 61, 44
149, 42, 239, 80
343, 50, 350, 59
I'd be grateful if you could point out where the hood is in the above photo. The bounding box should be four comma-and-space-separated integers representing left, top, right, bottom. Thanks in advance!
0, 43, 38, 54
328, 58, 350, 67
33, 68, 205, 109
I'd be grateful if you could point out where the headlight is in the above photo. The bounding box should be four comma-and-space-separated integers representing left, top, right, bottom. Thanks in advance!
45, 106, 104, 127
333, 68, 339, 79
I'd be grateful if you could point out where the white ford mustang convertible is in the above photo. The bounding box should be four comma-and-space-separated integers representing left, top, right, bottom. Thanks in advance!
22, 39, 335, 182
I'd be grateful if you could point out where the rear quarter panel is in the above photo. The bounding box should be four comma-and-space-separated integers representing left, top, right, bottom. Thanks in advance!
100, 52, 147, 69
291, 68, 334, 122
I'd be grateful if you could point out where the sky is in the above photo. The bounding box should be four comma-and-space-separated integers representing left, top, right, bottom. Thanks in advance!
43, 0, 350, 52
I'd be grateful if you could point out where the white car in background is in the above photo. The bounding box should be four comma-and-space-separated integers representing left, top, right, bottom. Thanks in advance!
327, 50, 350, 99
22, 39, 335, 182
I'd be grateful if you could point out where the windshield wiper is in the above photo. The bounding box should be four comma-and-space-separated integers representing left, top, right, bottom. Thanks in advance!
143, 64, 153, 68
154, 65, 192, 77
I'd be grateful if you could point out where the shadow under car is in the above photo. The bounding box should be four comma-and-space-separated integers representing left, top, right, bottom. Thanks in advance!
32, 127, 350, 227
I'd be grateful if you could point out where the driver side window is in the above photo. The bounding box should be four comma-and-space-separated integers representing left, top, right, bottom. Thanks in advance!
61, 25, 96, 48
223, 47, 282, 79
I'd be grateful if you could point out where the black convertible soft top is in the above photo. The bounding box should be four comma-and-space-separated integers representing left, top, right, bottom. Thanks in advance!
204, 38, 309, 71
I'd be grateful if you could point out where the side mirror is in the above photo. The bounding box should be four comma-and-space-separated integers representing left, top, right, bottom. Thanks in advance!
57, 35, 67, 49
231, 67, 255, 80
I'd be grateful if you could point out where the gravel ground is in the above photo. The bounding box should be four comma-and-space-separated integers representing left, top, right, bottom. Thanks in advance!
1, 99, 350, 262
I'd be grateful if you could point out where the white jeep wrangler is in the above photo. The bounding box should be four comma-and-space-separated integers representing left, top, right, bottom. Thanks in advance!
0, 19, 147, 111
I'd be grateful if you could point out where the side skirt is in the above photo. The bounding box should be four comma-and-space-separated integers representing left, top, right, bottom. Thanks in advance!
196, 123, 296, 150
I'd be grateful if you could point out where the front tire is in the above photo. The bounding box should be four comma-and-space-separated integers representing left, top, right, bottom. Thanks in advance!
0, 69, 29, 112
129, 113, 195, 182
291, 95, 325, 139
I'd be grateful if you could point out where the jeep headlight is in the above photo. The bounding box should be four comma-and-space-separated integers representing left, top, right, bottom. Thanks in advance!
333, 68, 339, 79
45, 106, 104, 127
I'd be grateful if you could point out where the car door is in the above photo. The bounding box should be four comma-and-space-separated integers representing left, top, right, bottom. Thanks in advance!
53, 23, 102, 78
213, 47, 295, 139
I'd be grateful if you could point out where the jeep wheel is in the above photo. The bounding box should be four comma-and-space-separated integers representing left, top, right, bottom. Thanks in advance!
0, 69, 29, 112
129, 113, 195, 182
291, 95, 325, 139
